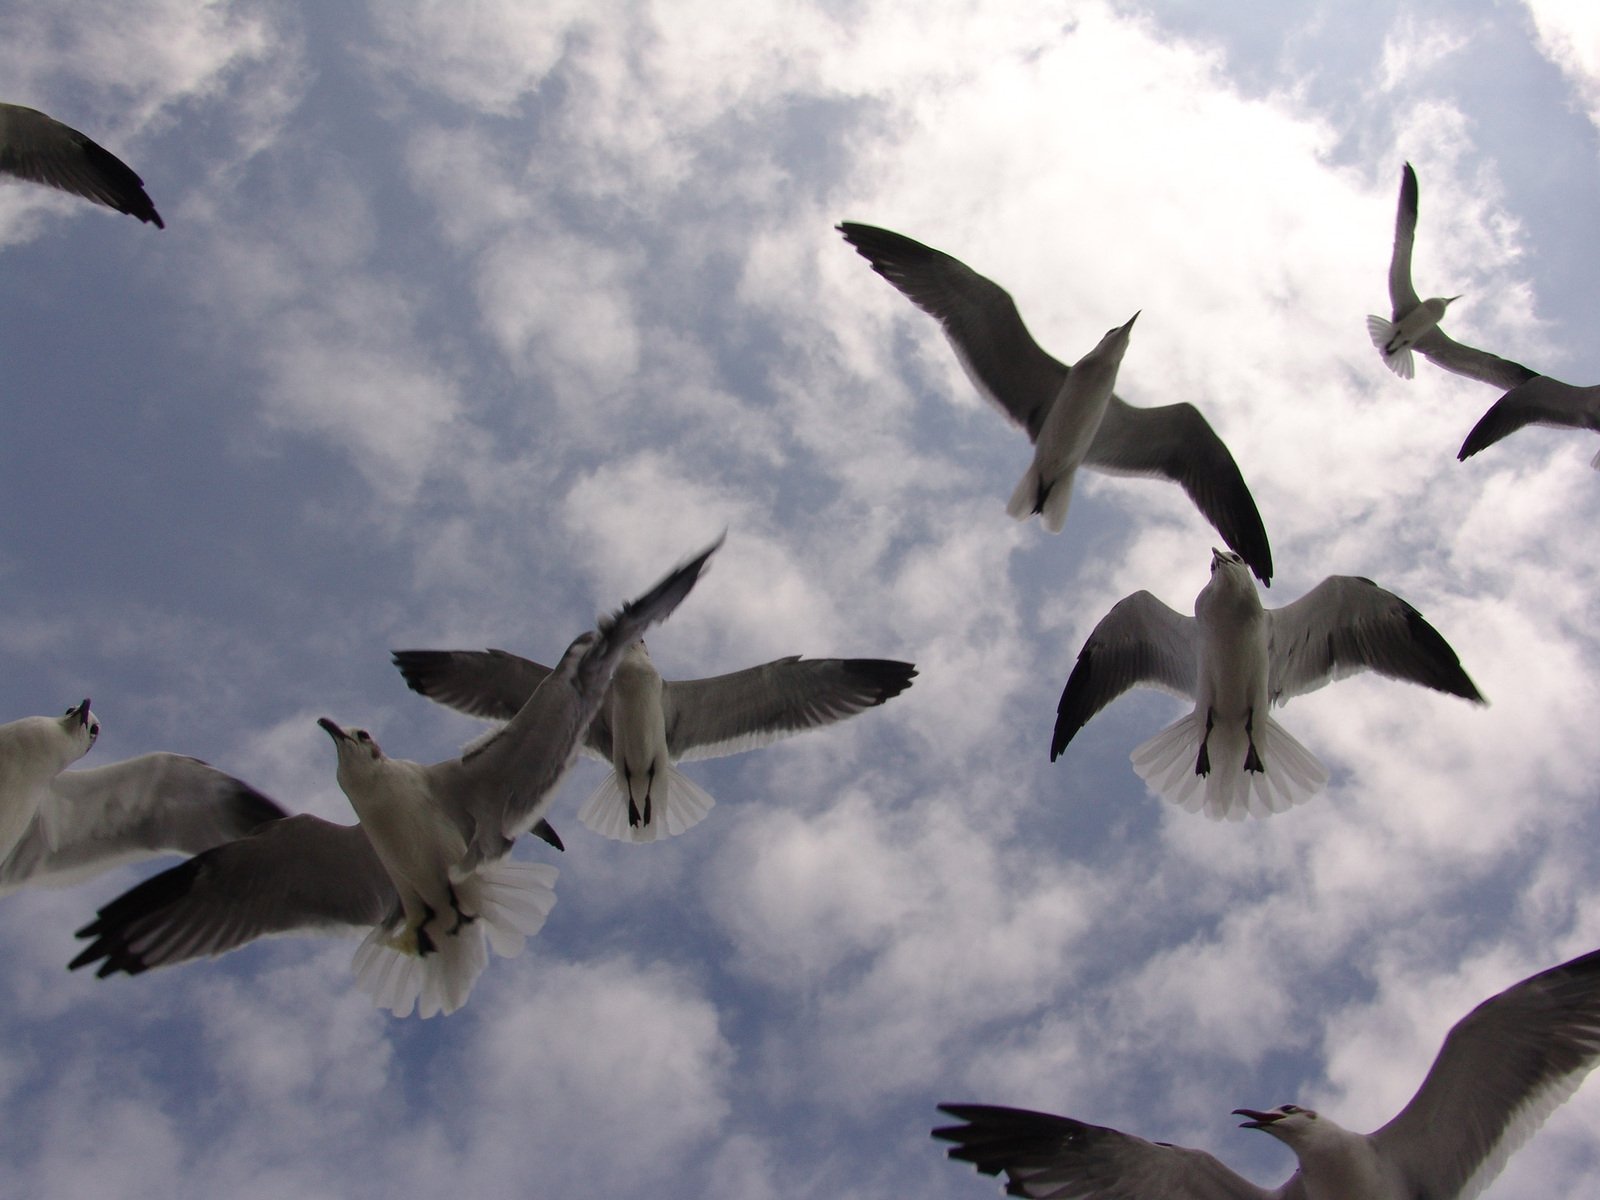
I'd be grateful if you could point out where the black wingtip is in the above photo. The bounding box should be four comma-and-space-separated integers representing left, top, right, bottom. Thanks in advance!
70, 856, 204, 977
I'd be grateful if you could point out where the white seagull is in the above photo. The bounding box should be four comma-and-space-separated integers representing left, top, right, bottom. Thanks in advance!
1458, 374, 1600, 468
1051, 549, 1484, 820
391, 643, 917, 843
838, 221, 1273, 583
934, 946, 1600, 1200
1, 102, 163, 226
1367, 162, 1535, 388
72, 536, 722, 1017
0, 700, 101, 861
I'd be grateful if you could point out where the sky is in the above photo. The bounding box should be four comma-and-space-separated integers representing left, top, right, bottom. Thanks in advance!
2, 0, 1599, 1197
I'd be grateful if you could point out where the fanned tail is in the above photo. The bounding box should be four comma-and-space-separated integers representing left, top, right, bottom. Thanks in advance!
578, 766, 716, 844
1131, 711, 1328, 821
351, 860, 559, 1018
1365, 315, 1413, 379
1006, 464, 1074, 532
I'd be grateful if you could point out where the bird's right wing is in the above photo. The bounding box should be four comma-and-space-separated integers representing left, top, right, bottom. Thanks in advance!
1412, 327, 1538, 392
664, 656, 917, 761
1386, 162, 1423, 316
69, 814, 396, 977
1458, 375, 1600, 462
0, 102, 163, 226
392, 648, 555, 722
1370, 947, 1600, 1200
837, 221, 1068, 439
0, 753, 288, 894
933, 1104, 1294, 1200
1052, 591, 1198, 761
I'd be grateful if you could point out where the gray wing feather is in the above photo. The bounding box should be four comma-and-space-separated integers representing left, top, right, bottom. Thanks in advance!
1458, 375, 1600, 460
1266, 576, 1483, 704
391, 648, 555, 721
1051, 592, 1198, 760
0, 102, 163, 226
837, 221, 1067, 437
1412, 328, 1537, 391
0, 753, 288, 894
1387, 162, 1422, 315
664, 657, 917, 761
68, 815, 395, 977
1086, 397, 1274, 585
1371, 947, 1600, 1200
933, 1104, 1294, 1200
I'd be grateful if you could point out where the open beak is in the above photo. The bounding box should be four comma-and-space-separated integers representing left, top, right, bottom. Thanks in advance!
73, 698, 92, 728
1232, 1108, 1281, 1129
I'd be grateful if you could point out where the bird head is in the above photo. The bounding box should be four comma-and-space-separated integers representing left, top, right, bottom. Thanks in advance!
1233, 1104, 1322, 1147
318, 717, 384, 770
60, 698, 99, 758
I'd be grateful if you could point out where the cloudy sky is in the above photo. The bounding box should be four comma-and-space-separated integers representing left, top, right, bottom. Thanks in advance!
2, 0, 1599, 1196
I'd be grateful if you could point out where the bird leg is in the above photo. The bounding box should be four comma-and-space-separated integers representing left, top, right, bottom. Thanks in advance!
1195, 710, 1214, 777
1243, 708, 1264, 774
414, 902, 439, 957
626, 766, 656, 828
445, 880, 478, 935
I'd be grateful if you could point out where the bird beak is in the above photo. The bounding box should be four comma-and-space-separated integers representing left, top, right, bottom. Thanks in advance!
1124, 310, 1141, 329
317, 717, 349, 742
1233, 1108, 1280, 1129
1445, 294, 1464, 305
73, 698, 92, 728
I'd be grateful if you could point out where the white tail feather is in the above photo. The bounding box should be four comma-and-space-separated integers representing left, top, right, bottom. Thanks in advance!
578, 765, 716, 843
1131, 711, 1328, 822
351, 859, 559, 1018
1366, 315, 1414, 378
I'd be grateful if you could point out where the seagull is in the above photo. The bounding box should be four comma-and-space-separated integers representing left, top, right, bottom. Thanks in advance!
71, 536, 722, 1017
1051, 549, 1484, 820
838, 221, 1273, 584
0, 751, 288, 896
0, 700, 100, 861
392, 643, 917, 843
1457, 374, 1600, 468
0, 103, 163, 227
934, 945, 1600, 1200
1366, 162, 1534, 388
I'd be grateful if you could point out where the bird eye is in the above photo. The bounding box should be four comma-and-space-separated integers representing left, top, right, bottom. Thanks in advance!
1282, 1105, 1299, 1114
356, 730, 371, 743
89, 723, 100, 740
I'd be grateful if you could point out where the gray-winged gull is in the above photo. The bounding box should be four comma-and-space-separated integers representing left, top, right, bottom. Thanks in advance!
1367, 162, 1534, 388
392, 643, 916, 843
1051, 548, 1484, 819
71, 536, 722, 1016
1458, 374, 1600, 468
0, 103, 163, 226
934, 946, 1600, 1199
838, 221, 1273, 583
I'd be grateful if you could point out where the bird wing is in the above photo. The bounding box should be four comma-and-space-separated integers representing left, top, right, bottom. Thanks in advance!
0, 102, 163, 226
1085, 396, 1274, 584
0, 753, 288, 894
837, 221, 1067, 439
1265, 576, 1483, 705
662, 656, 917, 761
933, 1104, 1295, 1200
1370, 947, 1600, 1200
449, 535, 722, 855
1387, 162, 1423, 316
68, 814, 396, 977
1052, 591, 1198, 760
1458, 375, 1600, 461
1412, 327, 1538, 391
391, 648, 554, 721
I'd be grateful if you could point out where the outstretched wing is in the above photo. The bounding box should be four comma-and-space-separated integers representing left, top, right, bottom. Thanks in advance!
1052, 591, 1198, 760
1086, 397, 1274, 585
664, 657, 917, 761
933, 1104, 1293, 1200
1372, 947, 1600, 1200
1458, 375, 1600, 462
0, 102, 163, 226
1386, 162, 1423, 317
69, 815, 395, 977
392, 648, 556, 722
837, 221, 1066, 438
1266, 576, 1484, 704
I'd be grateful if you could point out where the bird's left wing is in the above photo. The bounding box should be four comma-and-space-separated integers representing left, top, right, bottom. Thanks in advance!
1412, 327, 1538, 392
391, 648, 555, 722
663, 656, 917, 761
1386, 162, 1423, 317
0, 102, 164, 226
1371, 947, 1600, 1200
933, 1104, 1294, 1200
1086, 396, 1274, 585
0, 753, 288, 894
1458, 375, 1600, 463
1266, 576, 1483, 705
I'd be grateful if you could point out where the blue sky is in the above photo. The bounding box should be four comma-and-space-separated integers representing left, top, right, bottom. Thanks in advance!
2, 1, 1599, 1197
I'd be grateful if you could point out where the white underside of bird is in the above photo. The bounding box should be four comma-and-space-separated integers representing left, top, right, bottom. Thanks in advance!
0, 700, 99, 859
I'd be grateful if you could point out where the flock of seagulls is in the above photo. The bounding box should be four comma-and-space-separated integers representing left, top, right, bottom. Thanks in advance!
5, 103, 1600, 1197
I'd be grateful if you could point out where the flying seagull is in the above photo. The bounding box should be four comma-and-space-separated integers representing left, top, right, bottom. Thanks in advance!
1366, 162, 1534, 388
1457, 374, 1600, 468
1, 750, 287, 896
0, 103, 163, 227
0, 700, 101, 862
1051, 548, 1484, 820
72, 536, 722, 1017
934, 945, 1600, 1199
392, 644, 917, 843
838, 221, 1272, 584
